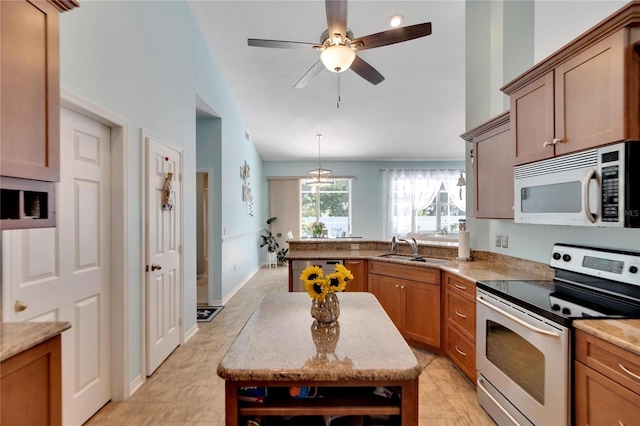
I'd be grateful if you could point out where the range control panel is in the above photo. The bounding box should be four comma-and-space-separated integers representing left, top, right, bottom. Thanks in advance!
550, 244, 640, 286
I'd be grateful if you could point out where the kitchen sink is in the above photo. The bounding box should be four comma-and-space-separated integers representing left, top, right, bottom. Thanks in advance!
378, 253, 449, 264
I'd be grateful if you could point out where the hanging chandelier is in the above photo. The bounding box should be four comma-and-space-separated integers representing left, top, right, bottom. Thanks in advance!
306, 134, 333, 186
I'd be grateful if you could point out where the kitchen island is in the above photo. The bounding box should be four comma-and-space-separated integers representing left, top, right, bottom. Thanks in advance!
217, 292, 423, 425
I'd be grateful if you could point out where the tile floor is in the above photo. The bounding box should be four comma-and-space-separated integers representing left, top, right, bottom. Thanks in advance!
86, 266, 496, 425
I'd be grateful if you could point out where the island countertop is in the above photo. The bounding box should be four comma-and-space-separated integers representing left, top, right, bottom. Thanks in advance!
217, 292, 422, 382
1, 321, 71, 361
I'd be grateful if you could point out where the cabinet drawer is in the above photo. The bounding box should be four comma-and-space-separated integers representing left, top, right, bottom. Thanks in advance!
574, 361, 640, 426
575, 330, 640, 395
444, 273, 475, 301
445, 291, 475, 342
445, 325, 475, 383
368, 261, 440, 284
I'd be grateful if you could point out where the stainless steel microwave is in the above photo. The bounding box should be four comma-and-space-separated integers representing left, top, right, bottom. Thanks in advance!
514, 142, 640, 227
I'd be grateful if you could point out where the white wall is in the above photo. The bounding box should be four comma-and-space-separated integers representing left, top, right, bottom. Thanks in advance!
60, 1, 262, 388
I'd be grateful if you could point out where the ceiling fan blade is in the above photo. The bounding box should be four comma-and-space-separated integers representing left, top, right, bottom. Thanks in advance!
350, 56, 385, 85
350, 22, 432, 51
325, 0, 347, 41
294, 60, 325, 89
248, 39, 317, 50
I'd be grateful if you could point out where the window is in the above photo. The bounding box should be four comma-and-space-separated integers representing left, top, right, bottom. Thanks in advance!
416, 183, 466, 234
383, 169, 465, 238
301, 179, 351, 238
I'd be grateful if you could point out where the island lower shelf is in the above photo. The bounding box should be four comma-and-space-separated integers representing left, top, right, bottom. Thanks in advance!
229, 381, 412, 419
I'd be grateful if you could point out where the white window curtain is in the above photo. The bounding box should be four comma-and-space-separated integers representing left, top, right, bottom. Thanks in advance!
382, 169, 442, 238
441, 169, 466, 212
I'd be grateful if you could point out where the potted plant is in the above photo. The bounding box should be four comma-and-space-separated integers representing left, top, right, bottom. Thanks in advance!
260, 217, 279, 265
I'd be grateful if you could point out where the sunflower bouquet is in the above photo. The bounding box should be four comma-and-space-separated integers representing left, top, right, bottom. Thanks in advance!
300, 263, 354, 301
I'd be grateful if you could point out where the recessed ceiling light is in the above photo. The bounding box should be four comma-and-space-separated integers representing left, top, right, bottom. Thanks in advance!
388, 14, 404, 28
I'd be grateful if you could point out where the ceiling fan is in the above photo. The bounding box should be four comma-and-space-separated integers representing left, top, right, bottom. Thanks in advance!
247, 0, 432, 89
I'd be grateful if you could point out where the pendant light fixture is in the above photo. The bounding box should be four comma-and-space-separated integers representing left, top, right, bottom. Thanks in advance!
306, 134, 333, 186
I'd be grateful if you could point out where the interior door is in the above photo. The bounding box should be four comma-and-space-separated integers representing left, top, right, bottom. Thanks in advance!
2, 107, 112, 425
145, 132, 182, 375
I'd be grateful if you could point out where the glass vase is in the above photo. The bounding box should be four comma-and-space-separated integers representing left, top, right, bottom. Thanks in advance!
310, 292, 340, 323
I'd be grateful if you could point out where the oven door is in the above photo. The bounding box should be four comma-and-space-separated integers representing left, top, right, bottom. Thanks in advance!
476, 289, 570, 426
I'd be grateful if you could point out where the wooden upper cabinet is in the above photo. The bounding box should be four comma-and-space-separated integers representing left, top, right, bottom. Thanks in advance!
502, 3, 640, 166
461, 111, 514, 219
0, 0, 77, 182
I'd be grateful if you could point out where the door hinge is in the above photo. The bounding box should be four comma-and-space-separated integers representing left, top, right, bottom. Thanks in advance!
145, 264, 149, 272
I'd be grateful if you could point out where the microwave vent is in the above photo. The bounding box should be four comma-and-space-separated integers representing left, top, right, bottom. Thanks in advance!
515, 149, 598, 179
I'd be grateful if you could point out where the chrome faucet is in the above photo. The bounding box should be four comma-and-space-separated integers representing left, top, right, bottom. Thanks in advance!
391, 236, 396, 253
398, 237, 419, 256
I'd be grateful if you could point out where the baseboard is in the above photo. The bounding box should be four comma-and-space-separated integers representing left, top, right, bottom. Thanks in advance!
129, 373, 145, 397
184, 323, 199, 342
221, 265, 261, 305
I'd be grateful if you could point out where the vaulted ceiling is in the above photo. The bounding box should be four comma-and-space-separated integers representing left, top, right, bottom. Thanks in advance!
189, 1, 466, 162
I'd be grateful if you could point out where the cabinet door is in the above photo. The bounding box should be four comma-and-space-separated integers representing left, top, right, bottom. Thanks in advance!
369, 274, 403, 331
574, 361, 640, 426
474, 119, 514, 218
510, 71, 555, 165
343, 260, 367, 292
1, 335, 62, 426
0, 0, 60, 182
554, 29, 626, 157
445, 290, 475, 342
404, 280, 440, 347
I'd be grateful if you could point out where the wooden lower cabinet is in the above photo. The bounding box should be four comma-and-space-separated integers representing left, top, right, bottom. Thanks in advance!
343, 259, 367, 292
1, 334, 63, 426
574, 329, 640, 425
443, 272, 476, 383
368, 261, 441, 348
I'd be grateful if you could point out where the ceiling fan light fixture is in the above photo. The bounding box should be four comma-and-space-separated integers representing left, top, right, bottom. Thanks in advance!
388, 14, 404, 28
320, 44, 356, 72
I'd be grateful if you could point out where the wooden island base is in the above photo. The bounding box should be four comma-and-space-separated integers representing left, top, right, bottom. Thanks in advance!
218, 293, 423, 426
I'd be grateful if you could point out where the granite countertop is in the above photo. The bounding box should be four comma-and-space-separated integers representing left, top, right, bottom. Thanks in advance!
217, 292, 422, 382
573, 319, 640, 356
1, 321, 71, 361
288, 247, 554, 283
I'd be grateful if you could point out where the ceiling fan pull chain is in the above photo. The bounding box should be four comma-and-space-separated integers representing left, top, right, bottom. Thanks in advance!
337, 72, 341, 108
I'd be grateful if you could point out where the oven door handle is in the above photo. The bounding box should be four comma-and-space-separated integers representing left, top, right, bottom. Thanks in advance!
477, 378, 522, 425
477, 296, 561, 337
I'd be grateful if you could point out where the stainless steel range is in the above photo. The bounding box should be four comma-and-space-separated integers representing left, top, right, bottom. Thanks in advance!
476, 243, 640, 426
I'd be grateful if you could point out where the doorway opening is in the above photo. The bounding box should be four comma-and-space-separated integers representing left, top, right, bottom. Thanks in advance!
196, 170, 209, 305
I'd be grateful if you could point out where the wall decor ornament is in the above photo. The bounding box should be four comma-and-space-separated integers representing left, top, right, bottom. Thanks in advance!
162, 172, 174, 210
240, 161, 254, 216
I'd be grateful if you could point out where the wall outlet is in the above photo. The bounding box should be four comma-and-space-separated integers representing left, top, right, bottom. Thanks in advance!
501, 235, 509, 248
350, 244, 360, 250
495, 234, 502, 247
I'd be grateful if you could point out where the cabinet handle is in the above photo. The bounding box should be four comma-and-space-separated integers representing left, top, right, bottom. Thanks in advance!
543, 138, 564, 147
455, 310, 467, 318
618, 363, 640, 381
455, 346, 467, 356
395, 284, 399, 289
454, 283, 467, 290
400, 285, 405, 290
543, 141, 553, 147
553, 137, 564, 144
618, 421, 625, 426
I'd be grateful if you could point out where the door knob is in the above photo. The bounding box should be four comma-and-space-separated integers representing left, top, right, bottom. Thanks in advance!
14, 300, 28, 312
151, 263, 162, 271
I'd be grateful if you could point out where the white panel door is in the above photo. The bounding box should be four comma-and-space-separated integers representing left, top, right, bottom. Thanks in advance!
145, 133, 182, 375
2, 108, 111, 425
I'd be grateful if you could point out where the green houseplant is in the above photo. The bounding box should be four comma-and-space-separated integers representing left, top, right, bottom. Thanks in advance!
260, 217, 279, 253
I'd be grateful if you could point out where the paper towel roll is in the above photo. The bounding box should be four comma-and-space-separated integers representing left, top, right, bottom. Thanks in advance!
458, 230, 471, 260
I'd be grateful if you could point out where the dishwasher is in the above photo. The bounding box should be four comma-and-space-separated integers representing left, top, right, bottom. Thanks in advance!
290, 259, 343, 292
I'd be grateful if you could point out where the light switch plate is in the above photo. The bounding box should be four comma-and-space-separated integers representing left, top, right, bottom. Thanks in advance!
501, 235, 509, 248
495, 235, 502, 247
